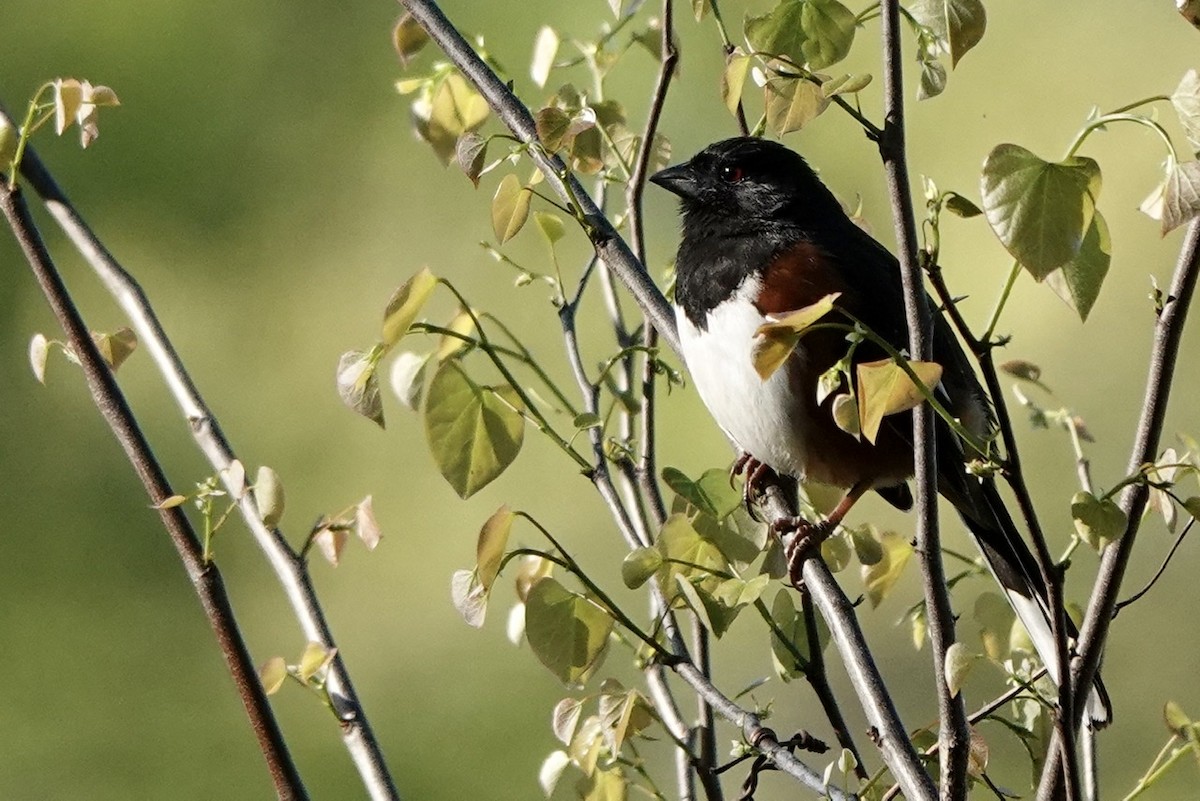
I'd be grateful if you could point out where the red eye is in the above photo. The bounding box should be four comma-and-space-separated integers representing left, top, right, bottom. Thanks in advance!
720, 164, 745, 183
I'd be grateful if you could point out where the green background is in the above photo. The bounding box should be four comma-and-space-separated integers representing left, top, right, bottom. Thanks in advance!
2, 1, 1199, 798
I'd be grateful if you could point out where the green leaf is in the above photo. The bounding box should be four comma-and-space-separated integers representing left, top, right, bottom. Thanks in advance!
944, 192, 983, 218
259, 656, 288, 695
674, 573, 740, 636
662, 466, 741, 521
450, 568, 489, 627
92, 328, 138, 372
1183, 496, 1200, 519
722, 51, 751, 117
424, 360, 525, 499
535, 106, 573, 152
1172, 69, 1200, 155
917, 58, 947, 101
525, 576, 614, 687
254, 465, 286, 528
692, 0, 711, 21
455, 132, 488, 188
393, 13, 430, 67
823, 73, 872, 96
752, 292, 840, 379
530, 26, 559, 89
981, 144, 1102, 279
1071, 491, 1126, 551
598, 679, 654, 755
820, 531, 852, 572
856, 358, 943, 445
573, 412, 602, 430
534, 211, 566, 246
831, 393, 860, 438
768, 589, 829, 679
576, 765, 627, 801
974, 591, 1015, 661
655, 514, 728, 593
414, 72, 489, 163
336, 350, 385, 427
622, 547, 663, 589
849, 525, 883, 566
763, 77, 830, 136
354, 495, 382, 550
1162, 160, 1200, 235
1165, 700, 1193, 735
382, 267, 438, 347
909, 0, 987, 68
745, 0, 856, 70
435, 307, 477, 362
861, 530, 913, 607
712, 573, 770, 608
477, 505, 514, 589
491, 173, 533, 243
944, 642, 975, 696
298, 642, 336, 682
552, 697, 584, 745
1045, 211, 1110, 322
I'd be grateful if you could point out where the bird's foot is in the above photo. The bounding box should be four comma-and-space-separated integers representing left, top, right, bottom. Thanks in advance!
731, 453, 773, 520
774, 517, 835, 592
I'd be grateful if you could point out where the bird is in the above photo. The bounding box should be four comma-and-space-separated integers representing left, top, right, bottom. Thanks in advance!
650, 136, 1111, 727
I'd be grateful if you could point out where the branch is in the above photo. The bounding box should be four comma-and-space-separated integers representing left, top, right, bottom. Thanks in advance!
761, 484, 936, 801
1039, 218, 1200, 801
0, 184, 307, 800
399, 0, 679, 356
878, 2, 969, 796
7, 123, 399, 799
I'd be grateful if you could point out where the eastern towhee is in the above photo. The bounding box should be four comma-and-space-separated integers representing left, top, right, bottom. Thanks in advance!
651, 136, 1111, 726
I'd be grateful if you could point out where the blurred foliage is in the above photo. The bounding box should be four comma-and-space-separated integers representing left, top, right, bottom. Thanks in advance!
3, 0, 1200, 798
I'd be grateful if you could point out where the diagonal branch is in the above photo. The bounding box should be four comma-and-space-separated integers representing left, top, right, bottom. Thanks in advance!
877, 2, 969, 797
0, 184, 307, 800
1038, 218, 1200, 801
7, 121, 399, 800
400, 0, 678, 356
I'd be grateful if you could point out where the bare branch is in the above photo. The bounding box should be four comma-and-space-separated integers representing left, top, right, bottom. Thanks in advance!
0, 185, 307, 800
1074, 218, 1200, 702
7, 123, 399, 799
1038, 218, 1200, 801
878, 2, 969, 796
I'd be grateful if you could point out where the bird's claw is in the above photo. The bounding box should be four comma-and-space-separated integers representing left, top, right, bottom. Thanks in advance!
775, 517, 834, 592
731, 453, 772, 521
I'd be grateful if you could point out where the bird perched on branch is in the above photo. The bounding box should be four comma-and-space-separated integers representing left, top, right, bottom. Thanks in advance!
651, 136, 1110, 726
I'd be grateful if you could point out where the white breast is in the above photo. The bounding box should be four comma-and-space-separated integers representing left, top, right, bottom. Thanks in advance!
676, 277, 810, 477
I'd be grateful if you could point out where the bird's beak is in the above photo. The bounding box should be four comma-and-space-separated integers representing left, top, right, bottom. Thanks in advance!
649, 162, 700, 200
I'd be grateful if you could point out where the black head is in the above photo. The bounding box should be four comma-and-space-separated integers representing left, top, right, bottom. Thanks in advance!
650, 137, 845, 232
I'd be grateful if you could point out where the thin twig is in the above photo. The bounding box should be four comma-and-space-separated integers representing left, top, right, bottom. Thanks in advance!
801, 594, 868, 780
1114, 517, 1196, 615
878, 2, 969, 796
0, 185, 308, 800
8, 127, 398, 800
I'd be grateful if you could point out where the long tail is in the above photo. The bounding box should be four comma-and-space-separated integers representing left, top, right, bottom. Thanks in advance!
937, 444, 1112, 728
